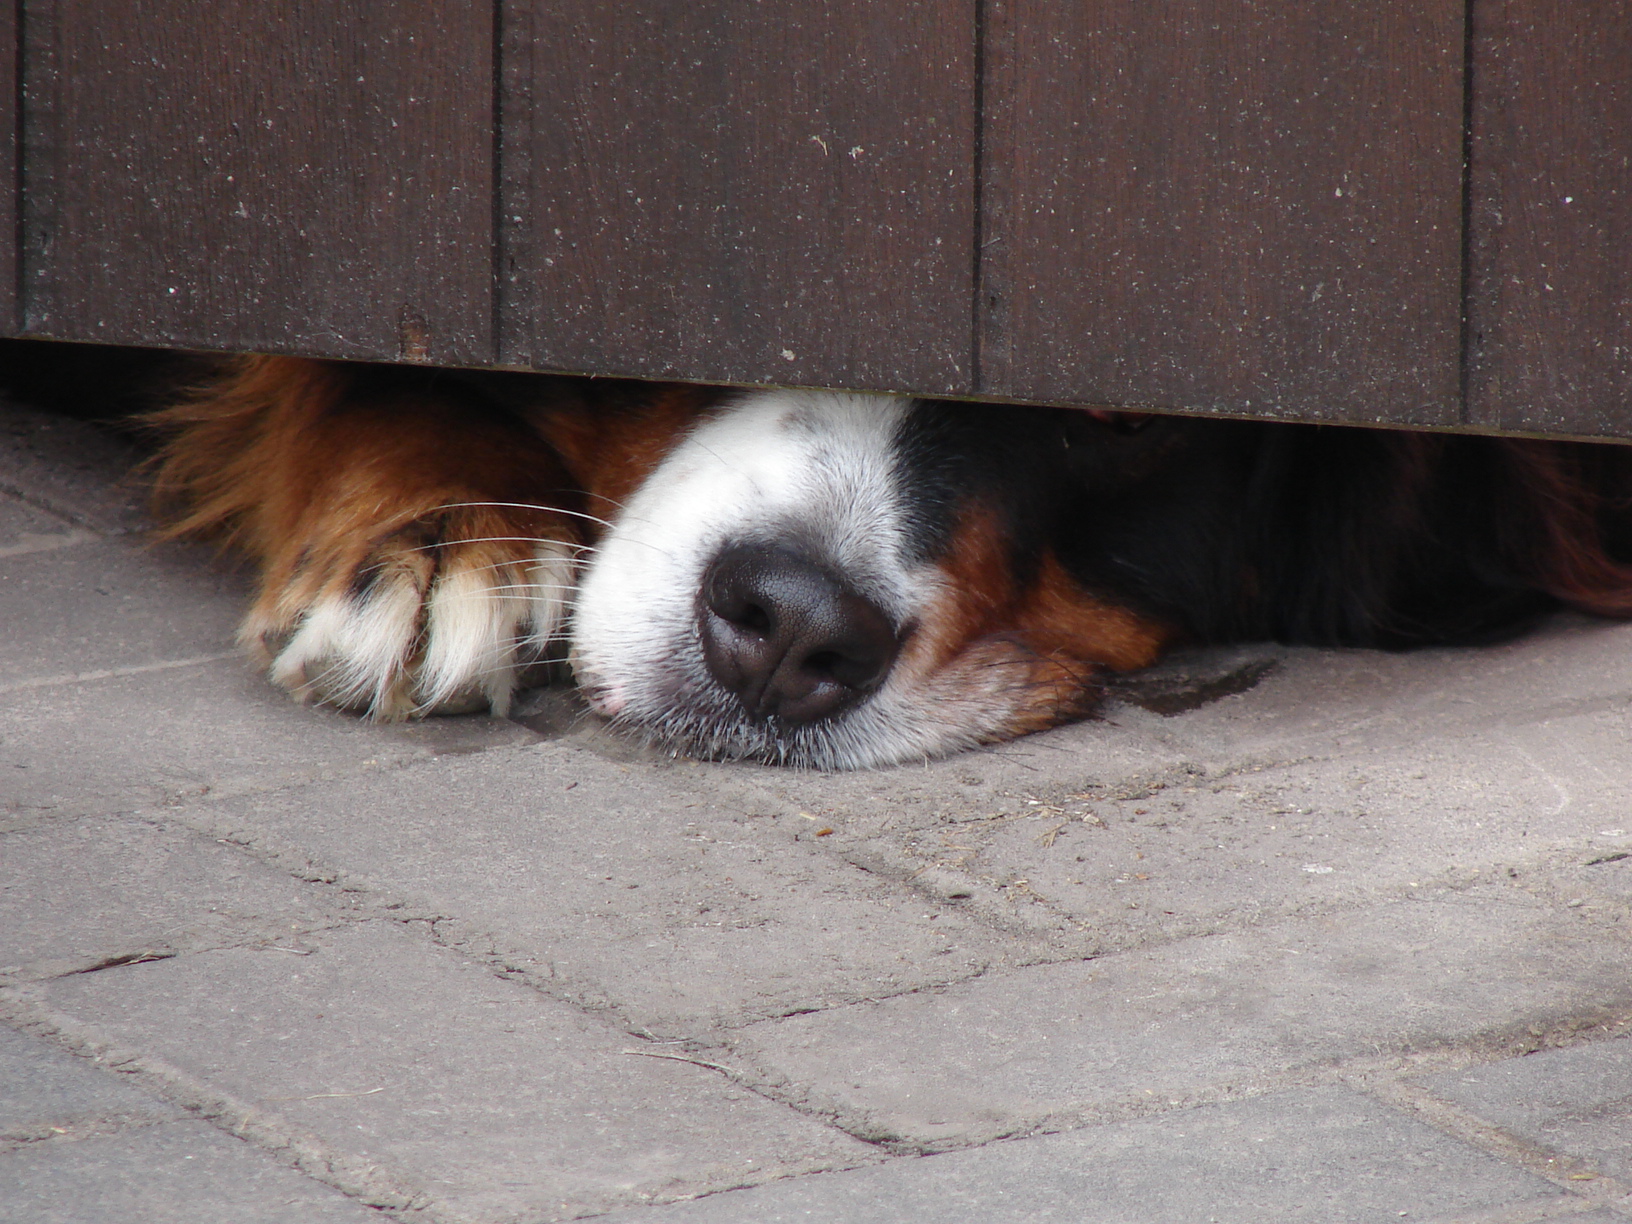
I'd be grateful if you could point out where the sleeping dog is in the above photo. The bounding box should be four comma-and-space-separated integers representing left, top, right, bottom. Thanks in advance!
151, 356, 1632, 769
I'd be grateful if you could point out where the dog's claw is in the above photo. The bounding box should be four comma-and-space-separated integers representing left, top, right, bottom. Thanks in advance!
248, 528, 574, 721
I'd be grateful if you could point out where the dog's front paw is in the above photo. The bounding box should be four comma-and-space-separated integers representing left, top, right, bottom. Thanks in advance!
244, 504, 577, 719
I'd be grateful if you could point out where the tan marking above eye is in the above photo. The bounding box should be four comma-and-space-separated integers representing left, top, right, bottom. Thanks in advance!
913, 502, 1171, 677
1011, 553, 1172, 675
899, 501, 1174, 742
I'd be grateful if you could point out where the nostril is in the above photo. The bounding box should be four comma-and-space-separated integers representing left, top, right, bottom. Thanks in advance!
726, 601, 772, 635
802, 649, 844, 678
705, 573, 773, 634
699, 542, 901, 725
798, 640, 891, 691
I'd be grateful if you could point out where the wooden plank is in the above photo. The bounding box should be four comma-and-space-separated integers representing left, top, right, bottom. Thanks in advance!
978, 0, 1465, 426
0, 0, 16, 335
501, 1, 976, 395
1465, 1, 1632, 438
23, 0, 492, 364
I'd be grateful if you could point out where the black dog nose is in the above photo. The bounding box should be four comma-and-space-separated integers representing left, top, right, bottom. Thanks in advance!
699, 543, 901, 725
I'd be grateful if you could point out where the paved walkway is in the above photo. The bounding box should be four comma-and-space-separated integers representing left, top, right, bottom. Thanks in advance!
3, 395, 1631, 1223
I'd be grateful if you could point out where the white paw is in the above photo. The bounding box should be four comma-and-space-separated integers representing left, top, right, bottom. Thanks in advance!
249, 540, 575, 719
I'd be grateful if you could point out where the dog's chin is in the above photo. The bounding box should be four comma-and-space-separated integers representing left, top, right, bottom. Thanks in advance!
607, 708, 862, 771
595, 705, 939, 772
575, 658, 884, 770
574, 634, 1078, 771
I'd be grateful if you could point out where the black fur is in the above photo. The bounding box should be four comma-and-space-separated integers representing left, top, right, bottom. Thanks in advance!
898, 401, 1632, 649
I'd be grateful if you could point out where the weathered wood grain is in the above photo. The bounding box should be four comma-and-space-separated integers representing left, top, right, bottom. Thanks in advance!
23, 0, 493, 364
15, 1, 1632, 443
0, 0, 17, 335
977, 0, 1465, 426
500, 0, 976, 395
1466, 0, 1632, 438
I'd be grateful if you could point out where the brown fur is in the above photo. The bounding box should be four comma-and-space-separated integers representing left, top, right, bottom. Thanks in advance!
532, 383, 725, 521
150, 357, 588, 707
1495, 440, 1632, 618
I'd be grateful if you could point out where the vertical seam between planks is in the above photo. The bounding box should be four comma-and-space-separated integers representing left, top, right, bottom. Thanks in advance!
1456, 0, 1478, 425
969, 0, 986, 394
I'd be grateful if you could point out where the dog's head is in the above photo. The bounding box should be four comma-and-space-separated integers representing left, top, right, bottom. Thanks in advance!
562, 389, 1178, 768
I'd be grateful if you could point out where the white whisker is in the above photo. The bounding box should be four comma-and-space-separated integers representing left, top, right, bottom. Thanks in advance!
424, 501, 620, 531
396, 533, 670, 561
399, 535, 579, 553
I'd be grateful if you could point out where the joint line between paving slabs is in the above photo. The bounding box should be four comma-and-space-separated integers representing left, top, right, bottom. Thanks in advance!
0, 651, 240, 695
0, 986, 450, 1223
1420, 1194, 1629, 1224
0, 526, 99, 557
1357, 1073, 1632, 1214
117, 792, 906, 1158
0, 1110, 179, 1156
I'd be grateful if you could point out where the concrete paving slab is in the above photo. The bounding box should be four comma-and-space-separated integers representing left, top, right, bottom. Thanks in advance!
0, 1119, 388, 1224
1128, 616, 1632, 764
0, 399, 148, 535
0, 1024, 180, 1142
31, 921, 877, 1221
799, 724, 1632, 954
1425, 1038, 1632, 1182
593, 1087, 1572, 1224
726, 890, 1632, 1147
1530, 850, 1632, 916
0, 814, 350, 978
0, 658, 538, 823
0, 490, 88, 553
0, 537, 247, 682
192, 741, 1035, 1032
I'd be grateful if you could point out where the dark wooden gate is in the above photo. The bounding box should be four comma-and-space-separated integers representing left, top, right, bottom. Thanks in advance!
5, 2, 1629, 438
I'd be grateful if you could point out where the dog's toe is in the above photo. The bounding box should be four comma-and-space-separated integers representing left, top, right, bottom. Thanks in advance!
249, 513, 575, 719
